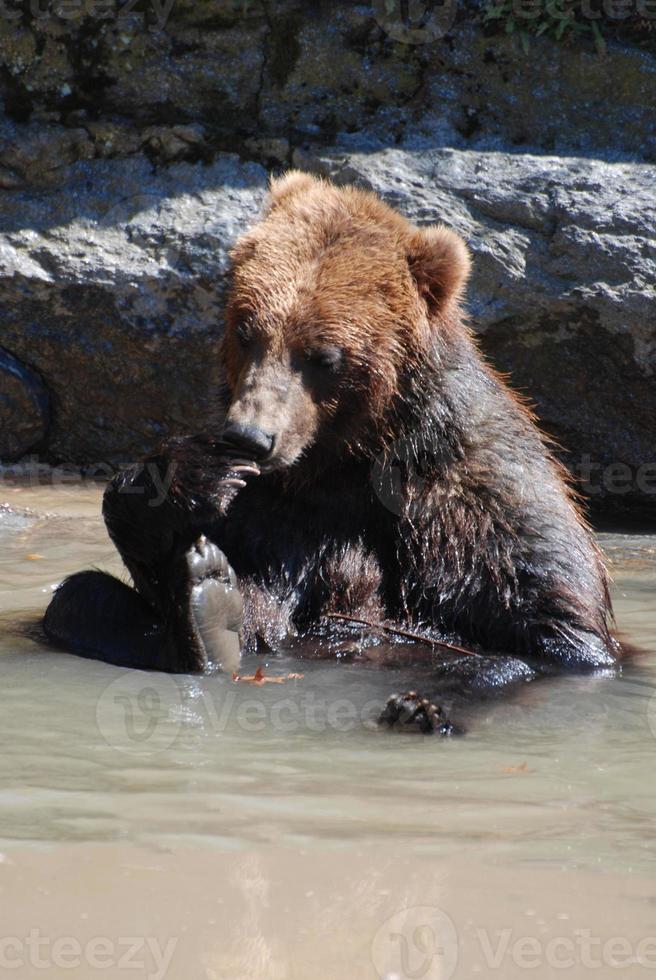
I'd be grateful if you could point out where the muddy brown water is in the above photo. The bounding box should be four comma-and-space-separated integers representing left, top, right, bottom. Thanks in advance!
0, 479, 654, 979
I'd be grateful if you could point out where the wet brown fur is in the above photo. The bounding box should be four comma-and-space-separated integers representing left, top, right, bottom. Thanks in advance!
214, 172, 614, 665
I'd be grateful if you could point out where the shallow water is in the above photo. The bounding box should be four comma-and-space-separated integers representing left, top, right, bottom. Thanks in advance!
0, 479, 655, 979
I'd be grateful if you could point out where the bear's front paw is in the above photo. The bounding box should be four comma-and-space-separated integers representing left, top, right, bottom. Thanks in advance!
378, 690, 460, 736
161, 436, 260, 517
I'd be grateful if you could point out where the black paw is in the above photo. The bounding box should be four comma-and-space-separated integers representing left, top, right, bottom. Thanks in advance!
165, 436, 260, 516
378, 691, 460, 736
170, 535, 244, 673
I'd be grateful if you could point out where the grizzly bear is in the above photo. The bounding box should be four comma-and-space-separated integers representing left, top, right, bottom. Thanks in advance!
44, 171, 620, 730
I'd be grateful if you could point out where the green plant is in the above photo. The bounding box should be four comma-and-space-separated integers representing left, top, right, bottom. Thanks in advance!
483, 0, 608, 54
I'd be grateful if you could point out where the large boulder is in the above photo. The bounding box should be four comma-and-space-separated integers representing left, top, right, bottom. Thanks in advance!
0, 153, 266, 463
0, 348, 49, 460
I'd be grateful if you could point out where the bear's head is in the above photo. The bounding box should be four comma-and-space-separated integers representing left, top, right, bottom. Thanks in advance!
221, 171, 470, 472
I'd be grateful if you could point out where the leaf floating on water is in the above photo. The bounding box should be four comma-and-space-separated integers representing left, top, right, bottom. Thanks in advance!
231, 666, 304, 685
500, 761, 531, 774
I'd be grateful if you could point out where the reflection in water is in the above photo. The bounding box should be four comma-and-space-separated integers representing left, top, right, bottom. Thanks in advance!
0, 479, 654, 979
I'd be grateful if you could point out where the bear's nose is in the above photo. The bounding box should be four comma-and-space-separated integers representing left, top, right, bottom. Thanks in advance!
221, 422, 274, 460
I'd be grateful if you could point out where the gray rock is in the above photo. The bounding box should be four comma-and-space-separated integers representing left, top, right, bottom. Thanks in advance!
0, 7, 653, 167
0, 118, 95, 188
0, 348, 50, 460
421, 23, 656, 162
0, 153, 268, 463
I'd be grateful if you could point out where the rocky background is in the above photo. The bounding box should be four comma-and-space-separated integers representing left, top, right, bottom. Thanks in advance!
0, 0, 654, 517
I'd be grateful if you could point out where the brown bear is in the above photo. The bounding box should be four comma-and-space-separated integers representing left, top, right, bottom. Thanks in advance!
44, 171, 620, 730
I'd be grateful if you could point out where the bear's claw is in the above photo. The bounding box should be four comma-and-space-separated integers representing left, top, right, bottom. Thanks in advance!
213, 457, 260, 514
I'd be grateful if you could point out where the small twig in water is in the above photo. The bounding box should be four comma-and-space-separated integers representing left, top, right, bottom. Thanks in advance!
324, 612, 478, 657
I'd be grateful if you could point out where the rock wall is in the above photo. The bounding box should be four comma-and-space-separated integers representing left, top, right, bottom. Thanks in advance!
0, 1, 654, 515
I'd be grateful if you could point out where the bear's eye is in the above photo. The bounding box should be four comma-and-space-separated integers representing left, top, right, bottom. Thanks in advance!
235, 322, 253, 349
305, 346, 344, 371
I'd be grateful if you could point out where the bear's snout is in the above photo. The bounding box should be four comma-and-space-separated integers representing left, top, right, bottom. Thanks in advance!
224, 354, 322, 472
221, 421, 274, 461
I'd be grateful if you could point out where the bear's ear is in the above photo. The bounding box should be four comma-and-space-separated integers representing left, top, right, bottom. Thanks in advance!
267, 171, 318, 211
407, 224, 471, 312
